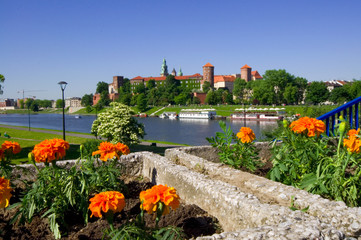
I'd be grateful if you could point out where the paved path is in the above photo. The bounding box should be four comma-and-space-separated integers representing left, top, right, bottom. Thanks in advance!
0, 124, 185, 148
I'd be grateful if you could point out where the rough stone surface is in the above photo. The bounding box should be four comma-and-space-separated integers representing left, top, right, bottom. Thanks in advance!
165, 145, 361, 238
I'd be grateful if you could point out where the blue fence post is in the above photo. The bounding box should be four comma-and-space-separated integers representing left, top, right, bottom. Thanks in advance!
317, 96, 361, 136
349, 106, 353, 128
356, 103, 359, 129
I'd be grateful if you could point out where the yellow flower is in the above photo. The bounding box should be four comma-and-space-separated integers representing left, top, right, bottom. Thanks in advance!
89, 191, 125, 218
32, 139, 70, 163
140, 184, 180, 215
289, 117, 325, 137
236, 127, 256, 143
0, 176, 12, 208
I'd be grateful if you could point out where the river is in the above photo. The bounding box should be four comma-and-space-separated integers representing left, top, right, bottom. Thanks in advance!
0, 114, 278, 145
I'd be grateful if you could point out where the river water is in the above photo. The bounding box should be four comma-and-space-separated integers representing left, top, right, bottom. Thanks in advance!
0, 114, 278, 145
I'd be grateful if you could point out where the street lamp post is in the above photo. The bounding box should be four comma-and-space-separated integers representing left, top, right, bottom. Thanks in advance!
58, 81, 68, 140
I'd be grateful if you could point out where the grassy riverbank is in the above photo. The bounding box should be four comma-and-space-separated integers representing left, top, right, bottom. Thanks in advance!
4, 104, 339, 118
0, 125, 186, 164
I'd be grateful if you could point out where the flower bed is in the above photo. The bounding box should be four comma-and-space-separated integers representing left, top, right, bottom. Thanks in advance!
0, 139, 222, 239
0, 175, 219, 239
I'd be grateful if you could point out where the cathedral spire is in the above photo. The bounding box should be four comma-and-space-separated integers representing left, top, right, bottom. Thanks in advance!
160, 58, 169, 77
178, 67, 183, 76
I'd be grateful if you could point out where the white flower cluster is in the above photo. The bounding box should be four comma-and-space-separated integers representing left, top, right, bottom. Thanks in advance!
91, 102, 145, 145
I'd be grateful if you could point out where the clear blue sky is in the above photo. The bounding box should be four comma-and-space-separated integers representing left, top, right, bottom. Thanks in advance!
1, 0, 361, 100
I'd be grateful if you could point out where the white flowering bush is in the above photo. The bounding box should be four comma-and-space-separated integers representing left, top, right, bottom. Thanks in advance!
91, 102, 145, 145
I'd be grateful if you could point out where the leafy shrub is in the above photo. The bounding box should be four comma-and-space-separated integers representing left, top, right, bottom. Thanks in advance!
91, 102, 145, 145
270, 117, 361, 207
80, 139, 103, 158
206, 121, 261, 172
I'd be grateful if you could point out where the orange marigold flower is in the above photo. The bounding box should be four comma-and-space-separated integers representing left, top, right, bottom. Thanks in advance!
92, 142, 119, 161
32, 139, 70, 163
0, 176, 13, 208
347, 128, 360, 138
344, 134, 361, 154
140, 184, 180, 215
1, 141, 21, 154
115, 142, 130, 155
89, 191, 125, 218
236, 127, 256, 143
289, 117, 326, 137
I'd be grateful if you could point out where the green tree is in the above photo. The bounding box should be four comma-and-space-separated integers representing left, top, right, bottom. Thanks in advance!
294, 77, 308, 104
233, 78, 247, 103
81, 94, 93, 106
348, 80, 361, 99
252, 80, 276, 105
137, 93, 147, 112
223, 90, 234, 105
130, 94, 138, 106
91, 102, 145, 145
19, 99, 24, 109
202, 81, 211, 93
205, 90, 217, 105
99, 91, 111, 106
134, 83, 146, 94
0, 74, 4, 94
96, 81, 109, 94
39, 100, 52, 108
305, 82, 329, 104
262, 69, 295, 104
174, 93, 189, 105
25, 98, 34, 109
192, 96, 201, 104
329, 87, 349, 104
283, 84, 298, 105
56, 99, 64, 108
121, 78, 131, 93
120, 93, 132, 106
146, 79, 156, 90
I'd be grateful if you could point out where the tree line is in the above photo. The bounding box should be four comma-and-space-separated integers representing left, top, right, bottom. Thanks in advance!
79, 69, 361, 111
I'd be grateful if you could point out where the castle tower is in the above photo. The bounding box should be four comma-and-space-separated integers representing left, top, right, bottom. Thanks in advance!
202, 63, 214, 87
178, 67, 183, 76
160, 58, 169, 77
171, 68, 177, 76
241, 64, 252, 82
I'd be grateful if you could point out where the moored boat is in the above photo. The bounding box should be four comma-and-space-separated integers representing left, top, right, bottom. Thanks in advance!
179, 109, 217, 119
231, 108, 285, 121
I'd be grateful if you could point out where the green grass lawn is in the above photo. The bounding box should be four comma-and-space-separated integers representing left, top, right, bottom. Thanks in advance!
0, 126, 184, 164
142, 104, 340, 117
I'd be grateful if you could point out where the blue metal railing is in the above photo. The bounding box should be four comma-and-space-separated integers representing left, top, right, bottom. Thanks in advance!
317, 96, 361, 136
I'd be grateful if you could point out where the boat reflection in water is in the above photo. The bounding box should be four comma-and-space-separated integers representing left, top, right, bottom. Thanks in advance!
178, 118, 210, 125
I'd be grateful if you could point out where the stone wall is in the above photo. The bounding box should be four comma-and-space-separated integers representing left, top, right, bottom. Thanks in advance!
14, 150, 361, 239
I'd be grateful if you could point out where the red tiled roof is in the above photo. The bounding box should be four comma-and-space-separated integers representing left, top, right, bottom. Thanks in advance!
203, 63, 214, 67
214, 75, 236, 83
135, 73, 203, 82
251, 71, 263, 79
241, 64, 251, 69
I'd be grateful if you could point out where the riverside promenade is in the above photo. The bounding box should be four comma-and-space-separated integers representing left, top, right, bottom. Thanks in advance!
0, 124, 183, 148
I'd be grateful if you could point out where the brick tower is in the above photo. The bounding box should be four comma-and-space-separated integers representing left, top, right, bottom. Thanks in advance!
202, 63, 214, 88
241, 64, 252, 82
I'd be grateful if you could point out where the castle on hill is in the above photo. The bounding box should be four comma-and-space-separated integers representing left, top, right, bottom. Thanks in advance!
94, 59, 263, 105
128, 59, 263, 93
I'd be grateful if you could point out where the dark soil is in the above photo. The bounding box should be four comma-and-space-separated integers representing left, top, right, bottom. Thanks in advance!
0, 178, 220, 240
